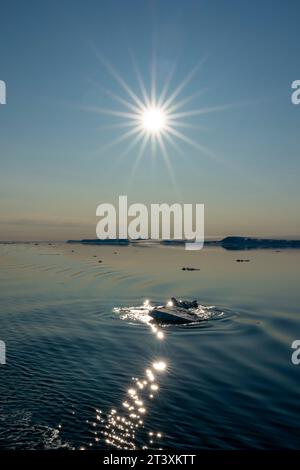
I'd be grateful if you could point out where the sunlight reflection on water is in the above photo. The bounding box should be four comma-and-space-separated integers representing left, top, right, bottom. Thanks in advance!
96, 299, 222, 449
92, 358, 167, 450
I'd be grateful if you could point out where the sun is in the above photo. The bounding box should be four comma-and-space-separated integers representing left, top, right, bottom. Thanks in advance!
142, 107, 166, 133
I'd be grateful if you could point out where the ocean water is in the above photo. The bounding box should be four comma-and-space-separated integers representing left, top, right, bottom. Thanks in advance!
0, 242, 300, 450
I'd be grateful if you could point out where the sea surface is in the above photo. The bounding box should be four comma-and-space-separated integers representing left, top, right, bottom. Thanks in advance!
0, 242, 300, 450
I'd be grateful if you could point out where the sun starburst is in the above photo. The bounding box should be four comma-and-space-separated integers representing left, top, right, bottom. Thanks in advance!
84, 52, 238, 184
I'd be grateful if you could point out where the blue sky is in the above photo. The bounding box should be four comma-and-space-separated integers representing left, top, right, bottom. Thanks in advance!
0, 0, 299, 240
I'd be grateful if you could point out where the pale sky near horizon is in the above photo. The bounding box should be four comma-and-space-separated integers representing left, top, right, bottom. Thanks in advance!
0, 0, 300, 240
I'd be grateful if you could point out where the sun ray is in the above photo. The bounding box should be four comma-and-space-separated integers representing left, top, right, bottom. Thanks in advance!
150, 36, 157, 106
164, 125, 218, 161
157, 61, 178, 108
95, 53, 145, 109
162, 130, 184, 157
128, 133, 151, 184
166, 120, 209, 131
83, 105, 140, 121
161, 58, 207, 111
114, 127, 147, 164
170, 101, 246, 120
151, 133, 157, 160
129, 51, 151, 108
104, 129, 148, 183
86, 77, 143, 115
157, 133, 177, 189
99, 87, 142, 115
98, 125, 143, 154
165, 87, 211, 114
166, 123, 255, 180
97, 121, 141, 131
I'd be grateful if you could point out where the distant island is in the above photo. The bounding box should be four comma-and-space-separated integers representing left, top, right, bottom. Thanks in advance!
67, 239, 129, 246
219, 236, 300, 250
66, 236, 300, 250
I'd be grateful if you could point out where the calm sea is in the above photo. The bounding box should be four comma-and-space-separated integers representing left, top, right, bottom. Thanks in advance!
0, 242, 299, 449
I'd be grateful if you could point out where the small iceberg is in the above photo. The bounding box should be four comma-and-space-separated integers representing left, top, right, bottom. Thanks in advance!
114, 298, 223, 326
